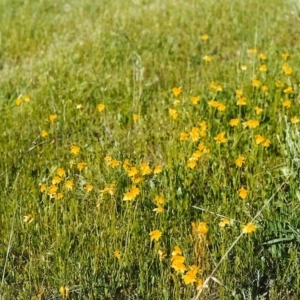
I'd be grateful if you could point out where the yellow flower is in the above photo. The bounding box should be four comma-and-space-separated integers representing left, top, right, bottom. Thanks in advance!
169, 108, 178, 120
262, 139, 270, 147
59, 286, 69, 299
187, 159, 197, 169
240, 65, 247, 71
192, 221, 209, 235
191, 96, 200, 105
55, 192, 63, 200
252, 79, 261, 87
190, 127, 200, 142
153, 204, 164, 213
197, 279, 204, 289
235, 156, 245, 167
41, 130, 48, 138
140, 163, 152, 175
182, 267, 198, 285
249, 48, 257, 54
133, 114, 140, 121
217, 103, 226, 111
127, 166, 139, 177
201, 34, 209, 40
153, 165, 162, 174
214, 132, 227, 144
49, 114, 57, 123
158, 249, 167, 261
123, 186, 140, 201
203, 55, 212, 62
172, 246, 182, 256
283, 100, 291, 108
259, 53, 267, 60
236, 89, 243, 97
261, 86, 269, 93
85, 184, 94, 192
208, 100, 220, 108
255, 107, 263, 115
48, 185, 58, 196
219, 218, 230, 228
149, 229, 162, 242
281, 52, 290, 59
40, 184, 47, 193
172, 87, 182, 97
282, 63, 293, 75
283, 86, 293, 94
291, 117, 299, 124
155, 195, 165, 205
243, 119, 259, 129
70, 145, 80, 155
23, 95, 30, 102
255, 134, 265, 145
52, 176, 62, 185
276, 81, 284, 88
16, 97, 22, 106
229, 118, 239, 127
242, 222, 257, 234
76, 104, 83, 109
239, 187, 248, 199
65, 180, 74, 191
109, 159, 120, 168
24, 214, 34, 223
259, 64, 267, 72
97, 103, 105, 112
57, 168, 66, 177
237, 96, 246, 106
114, 250, 121, 259
180, 132, 189, 141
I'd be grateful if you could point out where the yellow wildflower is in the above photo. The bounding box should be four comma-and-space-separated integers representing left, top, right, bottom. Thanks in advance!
239, 187, 248, 199
97, 103, 105, 112
149, 229, 162, 242
235, 156, 245, 167
242, 222, 257, 234
172, 87, 182, 97
214, 132, 227, 144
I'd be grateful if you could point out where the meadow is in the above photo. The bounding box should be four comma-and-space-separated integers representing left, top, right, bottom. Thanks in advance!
0, 0, 300, 299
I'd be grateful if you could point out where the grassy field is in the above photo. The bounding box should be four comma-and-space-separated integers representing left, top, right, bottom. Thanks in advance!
1, 0, 300, 299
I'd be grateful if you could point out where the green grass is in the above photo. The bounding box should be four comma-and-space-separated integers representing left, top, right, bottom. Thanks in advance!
1, 0, 300, 299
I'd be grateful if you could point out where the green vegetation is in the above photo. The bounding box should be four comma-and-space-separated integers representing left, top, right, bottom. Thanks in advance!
1, 0, 300, 299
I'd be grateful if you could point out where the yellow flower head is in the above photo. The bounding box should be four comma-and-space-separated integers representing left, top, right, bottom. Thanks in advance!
219, 218, 230, 228
191, 96, 200, 105
203, 55, 212, 62
70, 145, 80, 155
153, 165, 163, 174
65, 180, 74, 191
214, 132, 227, 144
97, 103, 105, 112
49, 114, 57, 123
291, 117, 299, 124
41, 130, 48, 138
24, 214, 34, 223
235, 156, 246, 167
172, 87, 182, 97
149, 229, 162, 242
229, 118, 239, 127
57, 168, 66, 177
85, 184, 94, 192
133, 114, 140, 121
59, 286, 69, 299
242, 222, 257, 234
238, 187, 248, 199
114, 250, 121, 259
192, 221, 209, 235
169, 108, 178, 120
243, 119, 259, 129
255, 107, 263, 115
201, 34, 209, 40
